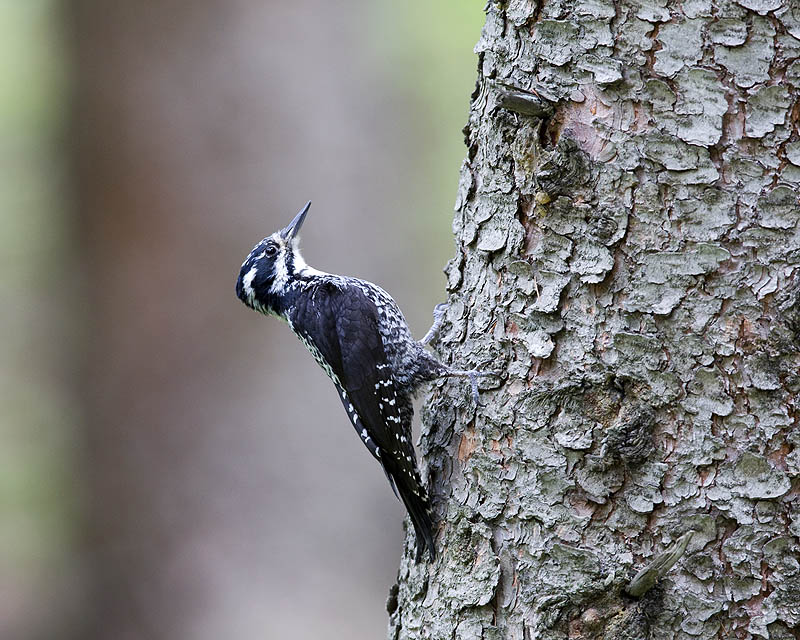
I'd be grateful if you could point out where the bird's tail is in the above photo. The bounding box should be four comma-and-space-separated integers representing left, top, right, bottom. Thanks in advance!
389, 468, 436, 562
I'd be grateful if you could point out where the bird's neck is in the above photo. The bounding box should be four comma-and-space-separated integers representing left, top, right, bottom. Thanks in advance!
261, 252, 333, 317
293, 252, 329, 279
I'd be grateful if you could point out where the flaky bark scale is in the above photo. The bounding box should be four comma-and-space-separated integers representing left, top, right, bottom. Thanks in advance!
389, 2, 800, 639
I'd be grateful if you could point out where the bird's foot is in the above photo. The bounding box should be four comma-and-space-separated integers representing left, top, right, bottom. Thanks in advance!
446, 368, 494, 406
421, 302, 449, 346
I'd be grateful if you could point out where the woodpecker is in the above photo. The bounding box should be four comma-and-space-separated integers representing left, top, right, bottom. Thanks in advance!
235, 201, 485, 561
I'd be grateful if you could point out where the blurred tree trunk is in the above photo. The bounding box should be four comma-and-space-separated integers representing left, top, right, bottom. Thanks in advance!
71, 2, 422, 639
390, 3, 800, 639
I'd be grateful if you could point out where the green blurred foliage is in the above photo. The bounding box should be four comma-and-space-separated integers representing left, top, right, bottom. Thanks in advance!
370, 1, 485, 267
0, 0, 76, 581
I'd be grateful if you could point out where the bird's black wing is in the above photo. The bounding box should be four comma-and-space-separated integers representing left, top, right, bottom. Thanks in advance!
288, 279, 435, 560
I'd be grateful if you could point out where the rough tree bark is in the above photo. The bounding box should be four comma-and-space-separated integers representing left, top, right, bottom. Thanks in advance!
389, 2, 800, 639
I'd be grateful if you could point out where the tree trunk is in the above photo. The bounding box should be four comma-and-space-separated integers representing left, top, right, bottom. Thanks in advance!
390, 2, 800, 639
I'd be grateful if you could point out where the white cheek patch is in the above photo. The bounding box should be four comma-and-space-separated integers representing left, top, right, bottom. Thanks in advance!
242, 266, 258, 301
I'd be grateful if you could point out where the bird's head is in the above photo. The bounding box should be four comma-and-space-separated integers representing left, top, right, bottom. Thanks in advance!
236, 200, 311, 315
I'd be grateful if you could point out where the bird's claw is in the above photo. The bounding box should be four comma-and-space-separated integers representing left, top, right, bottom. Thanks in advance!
448, 368, 493, 407
467, 370, 485, 407
421, 302, 449, 345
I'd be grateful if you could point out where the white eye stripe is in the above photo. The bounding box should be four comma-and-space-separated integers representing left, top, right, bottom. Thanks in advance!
269, 247, 290, 293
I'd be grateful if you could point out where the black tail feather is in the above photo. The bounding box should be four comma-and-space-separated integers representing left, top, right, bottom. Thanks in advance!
390, 470, 436, 562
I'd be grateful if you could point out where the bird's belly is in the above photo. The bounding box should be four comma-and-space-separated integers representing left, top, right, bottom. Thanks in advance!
288, 321, 341, 386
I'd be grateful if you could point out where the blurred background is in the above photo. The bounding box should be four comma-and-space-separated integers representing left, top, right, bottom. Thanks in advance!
1, 2, 482, 639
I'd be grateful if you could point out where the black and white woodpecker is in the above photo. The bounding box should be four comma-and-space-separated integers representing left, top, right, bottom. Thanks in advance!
235, 202, 485, 561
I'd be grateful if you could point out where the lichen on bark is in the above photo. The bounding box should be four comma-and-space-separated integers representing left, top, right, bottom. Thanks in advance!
389, 2, 800, 639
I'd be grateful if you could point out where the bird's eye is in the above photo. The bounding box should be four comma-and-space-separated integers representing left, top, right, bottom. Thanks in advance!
265, 244, 278, 257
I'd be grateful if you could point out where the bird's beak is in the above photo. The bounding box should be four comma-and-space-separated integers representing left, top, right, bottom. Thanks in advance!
281, 201, 311, 241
